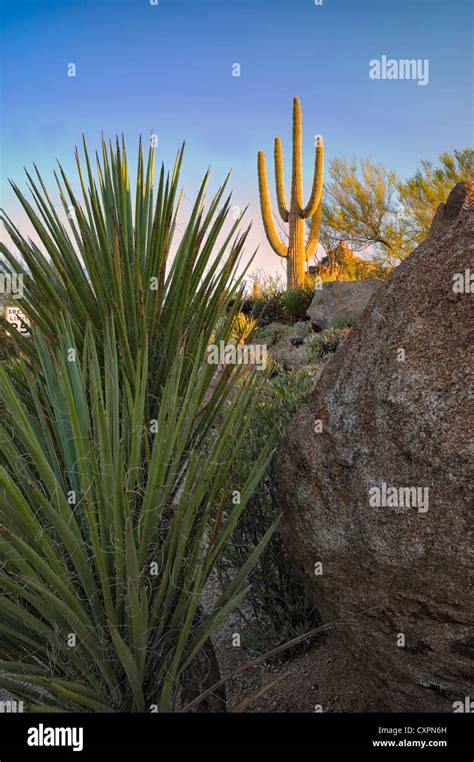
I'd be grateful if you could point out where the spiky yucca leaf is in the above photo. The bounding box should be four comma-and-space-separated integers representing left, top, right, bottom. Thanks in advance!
0, 137, 250, 411
231, 312, 258, 345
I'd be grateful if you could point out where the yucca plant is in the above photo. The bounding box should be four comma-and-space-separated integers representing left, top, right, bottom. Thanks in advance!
0, 138, 275, 711
230, 312, 258, 345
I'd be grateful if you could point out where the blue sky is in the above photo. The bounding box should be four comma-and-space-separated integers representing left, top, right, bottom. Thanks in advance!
1, 0, 472, 275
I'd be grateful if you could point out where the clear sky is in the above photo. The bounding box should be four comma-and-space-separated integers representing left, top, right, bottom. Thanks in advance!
1, 0, 472, 277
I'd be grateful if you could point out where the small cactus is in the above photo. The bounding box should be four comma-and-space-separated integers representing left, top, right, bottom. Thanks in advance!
258, 97, 324, 289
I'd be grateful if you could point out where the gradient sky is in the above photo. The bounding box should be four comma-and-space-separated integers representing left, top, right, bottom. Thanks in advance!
1, 0, 472, 277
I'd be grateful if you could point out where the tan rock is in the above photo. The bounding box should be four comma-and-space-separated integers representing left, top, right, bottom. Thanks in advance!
277, 195, 473, 711
307, 279, 383, 329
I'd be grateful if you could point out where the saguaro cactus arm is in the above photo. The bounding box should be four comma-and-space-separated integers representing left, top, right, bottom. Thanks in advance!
274, 137, 289, 222
291, 97, 304, 209
305, 200, 323, 261
258, 151, 288, 258
301, 136, 324, 218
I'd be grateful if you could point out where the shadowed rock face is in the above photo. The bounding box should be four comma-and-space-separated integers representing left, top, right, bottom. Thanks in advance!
429, 180, 474, 234
277, 186, 473, 711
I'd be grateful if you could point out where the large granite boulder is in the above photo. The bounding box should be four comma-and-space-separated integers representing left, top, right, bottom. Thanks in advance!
307, 279, 383, 329
278, 184, 473, 711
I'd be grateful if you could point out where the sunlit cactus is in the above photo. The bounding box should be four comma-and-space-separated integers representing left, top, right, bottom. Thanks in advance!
258, 97, 324, 289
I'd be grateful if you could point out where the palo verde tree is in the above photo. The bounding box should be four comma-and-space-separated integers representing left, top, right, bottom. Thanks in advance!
398, 148, 474, 246
318, 148, 473, 268
321, 156, 408, 267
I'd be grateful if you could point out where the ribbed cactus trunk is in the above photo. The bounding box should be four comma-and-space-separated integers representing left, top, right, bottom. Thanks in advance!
258, 97, 324, 291
287, 214, 305, 288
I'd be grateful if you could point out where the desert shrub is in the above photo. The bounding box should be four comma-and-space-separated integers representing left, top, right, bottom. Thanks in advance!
308, 326, 351, 356
240, 296, 256, 315
251, 272, 284, 300
328, 315, 357, 329
289, 320, 313, 335
255, 321, 295, 347
219, 365, 320, 658
241, 273, 288, 325
0, 138, 274, 712
259, 319, 309, 344
231, 312, 258, 344
250, 293, 287, 325
283, 283, 315, 322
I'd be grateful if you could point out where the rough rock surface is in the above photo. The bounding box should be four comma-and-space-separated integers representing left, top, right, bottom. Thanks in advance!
277, 187, 473, 711
307, 279, 383, 329
429, 180, 474, 235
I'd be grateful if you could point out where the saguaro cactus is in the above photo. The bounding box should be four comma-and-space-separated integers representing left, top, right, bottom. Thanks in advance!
258, 97, 324, 289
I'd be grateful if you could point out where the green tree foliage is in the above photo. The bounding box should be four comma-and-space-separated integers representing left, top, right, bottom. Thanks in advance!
321, 157, 408, 267
398, 148, 474, 246
319, 149, 473, 270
